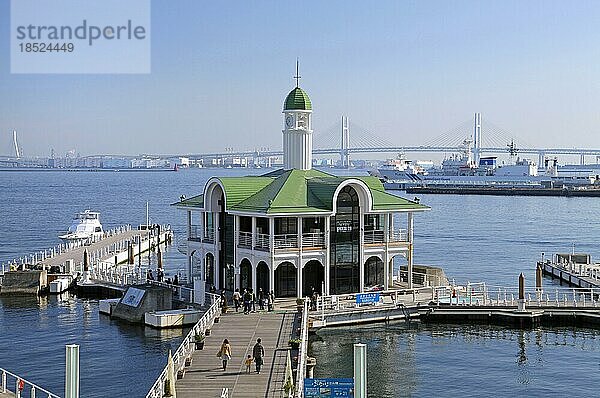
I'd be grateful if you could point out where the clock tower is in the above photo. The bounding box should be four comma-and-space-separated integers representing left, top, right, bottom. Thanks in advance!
282, 63, 313, 170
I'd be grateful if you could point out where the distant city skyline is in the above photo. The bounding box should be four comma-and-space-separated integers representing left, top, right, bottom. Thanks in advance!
2, 0, 600, 157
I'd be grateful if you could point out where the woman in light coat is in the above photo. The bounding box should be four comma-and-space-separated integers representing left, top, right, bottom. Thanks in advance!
218, 339, 232, 371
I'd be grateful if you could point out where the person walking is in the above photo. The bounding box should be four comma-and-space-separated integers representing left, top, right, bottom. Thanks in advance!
243, 288, 252, 315
252, 338, 265, 374
258, 288, 265, 310
233, 288, 241, 312
218, 339, 232, 371
250, 288, 256, 312
267, 292, 273, 312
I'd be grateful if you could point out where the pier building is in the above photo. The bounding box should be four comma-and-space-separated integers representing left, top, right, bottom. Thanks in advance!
176, 76, 428, 298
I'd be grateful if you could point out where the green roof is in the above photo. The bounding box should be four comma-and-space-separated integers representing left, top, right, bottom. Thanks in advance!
174, 169, 429, 214
284, 87, 312, 111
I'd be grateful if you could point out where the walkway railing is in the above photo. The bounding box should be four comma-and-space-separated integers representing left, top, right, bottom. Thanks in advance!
146, 293, 221, 398
0, 224, 133, 271
1, 368, 60, 398
294, 299, 309, 398
89, 261, 148, 286
396, 270, 447, 287
148, 280, 196, 303
437, 283, 600, 308
203, 228, 215, 243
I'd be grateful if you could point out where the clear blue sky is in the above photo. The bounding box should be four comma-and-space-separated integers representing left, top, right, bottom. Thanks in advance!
1, 0, 600, 156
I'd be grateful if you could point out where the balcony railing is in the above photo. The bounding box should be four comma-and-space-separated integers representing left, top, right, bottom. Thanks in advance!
363, 229, 384, 244
274, 234, 298, 249
238, 231, 252, 248
203, 228, 215, 243
255, 233, 270, 251
363, 229, 408, 244
302, 232, 325, 248
390, 229, 408, 242
189, 226, 201, 242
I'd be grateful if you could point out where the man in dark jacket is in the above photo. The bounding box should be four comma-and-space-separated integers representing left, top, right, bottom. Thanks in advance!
252, 338, 265, 374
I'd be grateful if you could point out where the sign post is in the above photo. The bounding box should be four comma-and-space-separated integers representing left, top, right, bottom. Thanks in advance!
65, 344, 79, 398
354, 343, 366, 398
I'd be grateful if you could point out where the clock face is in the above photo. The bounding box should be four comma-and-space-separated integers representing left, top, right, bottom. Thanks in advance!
285, 114, 294, 128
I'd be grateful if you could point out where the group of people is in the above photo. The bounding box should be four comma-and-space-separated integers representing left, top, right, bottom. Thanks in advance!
217, 338, 265, 374
231, 287, 275, 314
146, 269, 179, 285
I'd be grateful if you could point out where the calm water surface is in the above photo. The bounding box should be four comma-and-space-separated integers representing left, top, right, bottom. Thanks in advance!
1, 169, 599, 397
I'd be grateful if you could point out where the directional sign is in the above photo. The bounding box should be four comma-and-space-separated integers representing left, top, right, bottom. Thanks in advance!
304, 378, 354, 397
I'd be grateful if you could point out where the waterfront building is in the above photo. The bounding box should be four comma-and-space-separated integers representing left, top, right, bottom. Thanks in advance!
176, 77, 428, 298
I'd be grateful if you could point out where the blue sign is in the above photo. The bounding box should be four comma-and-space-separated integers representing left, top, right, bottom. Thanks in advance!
304, 378, 354, 397
355, 292, 380, 305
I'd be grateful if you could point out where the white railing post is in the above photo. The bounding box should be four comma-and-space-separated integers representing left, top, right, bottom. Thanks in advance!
2, 370, 5, 393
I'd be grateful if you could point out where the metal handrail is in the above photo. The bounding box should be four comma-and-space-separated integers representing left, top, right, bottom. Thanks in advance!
145, 293, 221, 398
189, 226, 202, 242
294, 299, 309, 398
1, 367, 60, 398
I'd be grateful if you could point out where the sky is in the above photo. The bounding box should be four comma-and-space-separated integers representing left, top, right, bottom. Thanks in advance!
1, 0, 600, 157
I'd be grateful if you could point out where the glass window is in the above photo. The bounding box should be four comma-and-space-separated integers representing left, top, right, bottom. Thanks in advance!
330, 186, 360, 294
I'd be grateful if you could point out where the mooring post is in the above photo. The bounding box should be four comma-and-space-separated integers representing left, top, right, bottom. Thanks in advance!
535, 264, 543, 301
517, 273, 526, 312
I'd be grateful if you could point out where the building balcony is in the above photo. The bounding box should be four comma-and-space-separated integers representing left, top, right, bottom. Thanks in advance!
302, 232, 325, 248
363, 229, 384, 244
363, 229, 408, 245
189, 226, 202, 242
255, 233, 270, 251
238, 231, 252, 248
274, 234, 298, 249
203, 228, 215, 243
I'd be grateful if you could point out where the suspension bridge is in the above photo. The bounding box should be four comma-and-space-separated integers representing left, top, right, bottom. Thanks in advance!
2, 114, 600, 167
177, 113, 600, 167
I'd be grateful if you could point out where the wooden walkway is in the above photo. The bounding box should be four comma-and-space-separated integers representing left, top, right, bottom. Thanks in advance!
176, 308, 297, 398
39, 230, 143, 267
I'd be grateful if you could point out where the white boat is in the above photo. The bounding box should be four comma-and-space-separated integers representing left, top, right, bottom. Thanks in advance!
59, 210, 104, 242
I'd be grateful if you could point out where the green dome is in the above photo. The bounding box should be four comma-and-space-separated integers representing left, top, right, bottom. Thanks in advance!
284, 87, 312, 111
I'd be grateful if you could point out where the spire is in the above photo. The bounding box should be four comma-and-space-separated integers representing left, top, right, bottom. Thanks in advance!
294, 58, 301, 87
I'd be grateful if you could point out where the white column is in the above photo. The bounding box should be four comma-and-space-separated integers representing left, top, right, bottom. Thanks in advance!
407, 212, 414, 289
65, 345, 80, 398
384, 213, 390, 290
297, 216, 303, 298
324, 216, 331, 295
251, 216, 257, 249
251, 260, 257, 294
269, 217, 276, 294
359, 210, 365, 293
214, 212, 220, 290
187, 210, 192, 238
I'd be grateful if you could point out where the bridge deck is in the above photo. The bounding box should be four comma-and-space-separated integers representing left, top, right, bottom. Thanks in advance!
176, 307, 297, 398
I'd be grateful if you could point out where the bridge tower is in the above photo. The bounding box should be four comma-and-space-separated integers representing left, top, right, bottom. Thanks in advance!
340, 116, 350, 168
12, 129, 20, 158
472, 113, 481, 166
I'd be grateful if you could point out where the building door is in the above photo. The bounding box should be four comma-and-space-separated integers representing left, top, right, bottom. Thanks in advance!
257, 261, 269, 294
303, 260, 325, 297
240, 259, 252, 291
275, 262, 297, 297
364, 256, 384, 288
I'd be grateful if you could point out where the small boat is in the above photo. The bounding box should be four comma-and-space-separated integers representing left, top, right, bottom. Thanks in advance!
59, 210, 104, 242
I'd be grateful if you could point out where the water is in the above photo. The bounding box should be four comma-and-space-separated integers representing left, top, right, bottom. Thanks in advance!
1, 169, 600, 396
